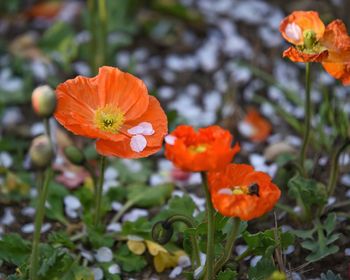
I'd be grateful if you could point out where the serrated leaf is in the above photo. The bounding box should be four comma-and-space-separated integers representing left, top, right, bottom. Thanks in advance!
248, 257, 276, 280
320, 270, 343, 280
324, 213, 336, 236
216, 268, 238, 280
48, 231, 75, 249
115, 244, 147, 273
0, 234, 31, 266
305, 245, 339, 262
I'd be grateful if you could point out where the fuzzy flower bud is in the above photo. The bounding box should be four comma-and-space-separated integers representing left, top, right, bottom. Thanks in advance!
29, 135, 54, 169
64, 146, 86, 166
32, 85, 57, 118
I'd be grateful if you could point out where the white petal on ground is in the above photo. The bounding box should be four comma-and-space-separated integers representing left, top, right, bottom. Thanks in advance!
122, 209, 148, 222
95, 247, 113, 263
122, 159, 143, 173
81, 250, 94, 262
1, 208, 15, 226
130, 135, 147, 152
92, 267, 104, 280
250, 255, 262, 267
21, 207, 36, 217
238, 121, 255, 138
107, 223, 122, 233
64, 195, 81, 210
104, 166, 119, 181
341, 174, 350, 186
0, 152, 12, 168
21, 223, 35, 234
345, 248, 350, 256
169, 266, 183, 279
283, 245, 295, 255
111, 202, 123, 211
108, 264, 121, 274
178, 255, 191, 268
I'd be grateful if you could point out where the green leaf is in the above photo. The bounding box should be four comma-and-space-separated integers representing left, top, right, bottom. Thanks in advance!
248, 257, 276, 280
305, 245, 339, 262
44, 182, 69, 224
121, 218, 152, 239
320, 270, 343, 280
0, 234, 31, 266
115, 244, 147, 273
288, 175, 327, 207
48, 231, 75, 249
127, 183, 174, 208
86, 225, 115, 249
216, 268, 238, 280
324, 213, 336, 236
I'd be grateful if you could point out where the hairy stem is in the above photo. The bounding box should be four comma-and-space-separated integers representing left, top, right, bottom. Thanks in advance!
94, 156, 106, 227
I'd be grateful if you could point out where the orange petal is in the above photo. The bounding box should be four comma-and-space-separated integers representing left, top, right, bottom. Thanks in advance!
96, 66, 149, 121
321, 20, 350, 63
208, 164, 281, 221
282, 46, 328, 62
54, 76, 105, 139
96, 96, 167, 158
280, 11, 325, 45
243, 108, 271, 142
322, 62, 350, 85
122, 96, 168, 148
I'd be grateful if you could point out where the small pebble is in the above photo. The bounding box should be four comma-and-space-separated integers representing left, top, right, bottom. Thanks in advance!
1, 208, 15, 226
21, 207, 36, 217
250, 255, 262, 267
169, 266, 183, 279
107, 223, 122, 233
111, 202, 123, 212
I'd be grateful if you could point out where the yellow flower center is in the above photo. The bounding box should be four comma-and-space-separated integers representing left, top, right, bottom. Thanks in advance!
94, 105, 125, 133
188, 144, 207, 153
232, 183, 260, 196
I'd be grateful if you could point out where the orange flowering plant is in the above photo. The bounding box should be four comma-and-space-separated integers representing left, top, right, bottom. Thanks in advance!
208, 164, 281, 221
164, 125, 240, 172
152, 124, 281, 279
55, 66, 168, 158
54, 66, 168, 228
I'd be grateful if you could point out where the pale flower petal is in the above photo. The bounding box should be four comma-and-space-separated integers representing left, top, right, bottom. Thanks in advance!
285, 22, 302, 42
165, 135, 177, 145
130, 135, 147, 152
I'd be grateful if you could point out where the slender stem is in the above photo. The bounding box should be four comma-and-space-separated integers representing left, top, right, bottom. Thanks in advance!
327, 140, 350, 197
165, 215, 200, 268
94, 156, 106, 227
87, 0, 97, 74
275, 203, 299, 221
214, 218, 240, 274
97, 0, 107, 66
300, 62, 312, 176
29, 168, 52, 280
200, 172, 215, 280
234, 248, 252, 262
111, 198, 135, 224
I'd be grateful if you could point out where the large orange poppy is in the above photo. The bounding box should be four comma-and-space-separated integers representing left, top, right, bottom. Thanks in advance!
208, 164, 281, 221
280, 11, 350, 64
54, 66, 168, 158
164, 125, 240, 172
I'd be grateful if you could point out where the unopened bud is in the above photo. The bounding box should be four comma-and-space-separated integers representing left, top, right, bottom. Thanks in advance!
32, 85, 57, 118
29, 135, 54, 169
303, 30, 317, 49
64, 146, 86, 166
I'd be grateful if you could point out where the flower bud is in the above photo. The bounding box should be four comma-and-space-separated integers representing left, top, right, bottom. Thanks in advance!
32, 85, 57, 118
64, 146, 86, 166
29, 135, 54, 169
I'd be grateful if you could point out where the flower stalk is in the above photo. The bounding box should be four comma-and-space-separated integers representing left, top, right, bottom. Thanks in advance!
300, 62, 312, 176
214, 218, 240, 274
201, 172, 215, 280
29, 168, 52, 280
94, 155, 106, 227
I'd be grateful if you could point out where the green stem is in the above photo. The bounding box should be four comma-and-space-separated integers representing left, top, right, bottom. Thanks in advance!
111, 198, 136, 224
87, 0, 97, 74
327, 140, 350, 197
201, 172, 215, 280
234, 248, 252, 262
300, 62, 312, 176
97, 0, 107, 67
29, 168, 52, 280
94, 156, 106, 227
275, 203, 299, 221
214, 218, 240, 274
166, 215, 200, 269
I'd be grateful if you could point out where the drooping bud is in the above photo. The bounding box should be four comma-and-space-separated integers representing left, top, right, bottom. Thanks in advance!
303, 30, 317, 49
31, 85, 57, 118
64, 146, 86, 166
29, 135, 54, 169
152, 221, 174, 245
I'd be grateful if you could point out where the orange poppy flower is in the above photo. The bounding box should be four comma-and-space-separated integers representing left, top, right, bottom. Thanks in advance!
164, 125, 240, 172
208, 164, 281, 221
238, 108, 271, 142
54, 66, 168, 158
280, 11, 350, 63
